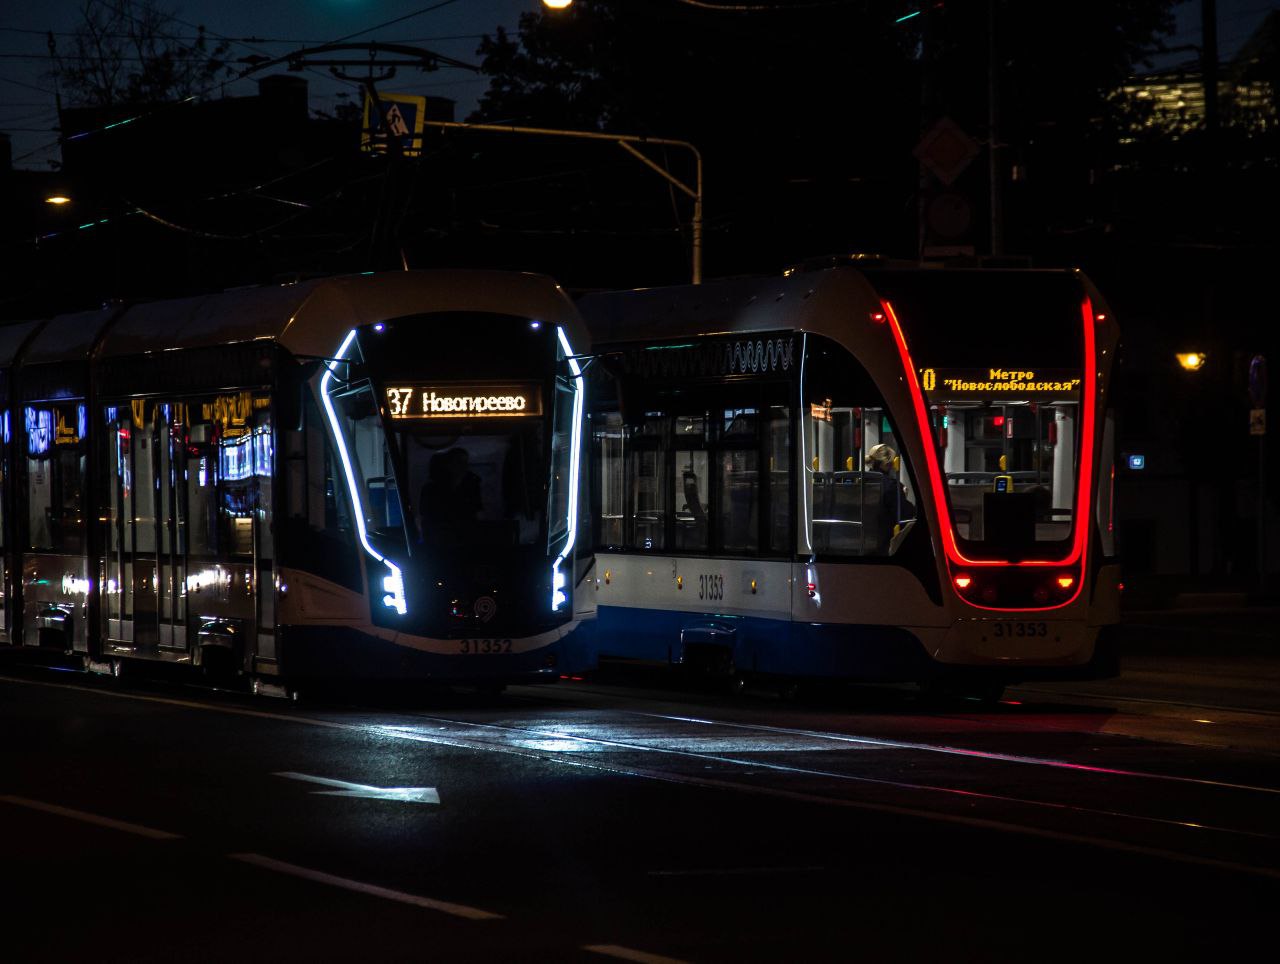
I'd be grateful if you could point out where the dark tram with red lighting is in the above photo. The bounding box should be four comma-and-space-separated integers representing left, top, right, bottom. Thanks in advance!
577, 264, 1120, 701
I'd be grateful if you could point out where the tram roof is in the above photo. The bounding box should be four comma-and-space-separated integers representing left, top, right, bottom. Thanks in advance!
577, 266, 1092, 346
578, 269, 880, 346
9, 270, 585, 368
0, 319, 44, 368
96, 269, 586, 361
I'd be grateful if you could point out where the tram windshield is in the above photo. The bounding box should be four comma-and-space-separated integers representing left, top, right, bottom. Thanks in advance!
395, 425, 545, 547
871, 270, 1088, 560
326, 312, 572, 555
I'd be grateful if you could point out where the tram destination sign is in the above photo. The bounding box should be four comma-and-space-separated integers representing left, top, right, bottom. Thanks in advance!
919, 367, 1083, 401
385, 384, 543, 419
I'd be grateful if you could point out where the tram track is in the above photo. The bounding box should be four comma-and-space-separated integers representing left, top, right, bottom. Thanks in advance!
7, 669, 1280, 880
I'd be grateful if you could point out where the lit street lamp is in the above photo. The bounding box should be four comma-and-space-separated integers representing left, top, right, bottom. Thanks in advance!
1176, 351, 1207, 372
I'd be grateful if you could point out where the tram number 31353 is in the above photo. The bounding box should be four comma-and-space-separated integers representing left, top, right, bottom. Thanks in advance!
698, 574, 724, 601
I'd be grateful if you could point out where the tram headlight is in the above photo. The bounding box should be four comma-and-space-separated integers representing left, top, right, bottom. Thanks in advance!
382, 562, 407, 616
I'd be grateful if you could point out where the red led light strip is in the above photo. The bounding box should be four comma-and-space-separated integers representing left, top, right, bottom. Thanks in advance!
880, 297, 1098, 608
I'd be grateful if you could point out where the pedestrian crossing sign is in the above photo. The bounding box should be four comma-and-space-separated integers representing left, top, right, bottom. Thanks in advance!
361, 92, 427, 157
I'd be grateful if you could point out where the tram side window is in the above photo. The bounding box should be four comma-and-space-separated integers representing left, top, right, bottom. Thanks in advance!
718, 408, 758, 553
280, 394, 361, 593
25, 403, 86, 554
333, 384, 403, 540
594, 411, 626, 548
186, 421, 215, 558
674, 412, 709, 551
548, 375, 576, 552
0, 410, 7, 554
802, 337, 917, 558
629, 414, 667, 551
767, 405, 791, 554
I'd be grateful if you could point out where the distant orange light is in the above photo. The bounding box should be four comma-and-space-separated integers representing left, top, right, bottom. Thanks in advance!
1057, 575, 1074, 589
1176, 352, 1206, 372
1095, 312, 1107, 323
44, 195, 71, 205
954, 575, 972, 589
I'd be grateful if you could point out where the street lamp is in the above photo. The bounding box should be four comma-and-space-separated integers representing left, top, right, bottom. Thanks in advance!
541, 0, 573, 8
1177, 352, 1207, 372
44, 195, 72, 206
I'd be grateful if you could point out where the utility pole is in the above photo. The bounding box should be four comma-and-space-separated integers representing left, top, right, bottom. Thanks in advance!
987, 0, 1004, 257
1202, 0, 1219, 143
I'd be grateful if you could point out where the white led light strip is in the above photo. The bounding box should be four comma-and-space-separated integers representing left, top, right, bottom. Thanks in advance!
320, 329, 407, 616
551, 327, 584, 612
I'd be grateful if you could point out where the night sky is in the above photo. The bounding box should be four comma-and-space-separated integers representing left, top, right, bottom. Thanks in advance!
1, 0, 1276, 171
1, 0, 532, 168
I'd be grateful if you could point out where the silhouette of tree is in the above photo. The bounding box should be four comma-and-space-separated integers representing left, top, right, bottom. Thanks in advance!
468, 0, 1182, 262
48, 0, 231, 108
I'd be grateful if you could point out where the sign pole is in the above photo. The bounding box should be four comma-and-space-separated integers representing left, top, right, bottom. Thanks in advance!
1249, 354, 1268, 595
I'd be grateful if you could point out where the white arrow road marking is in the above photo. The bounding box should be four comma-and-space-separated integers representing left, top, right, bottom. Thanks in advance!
275, 771, 440, 804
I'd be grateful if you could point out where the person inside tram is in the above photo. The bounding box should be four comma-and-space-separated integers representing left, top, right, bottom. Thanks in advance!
864, 443, 914, 551
420, 447, 482, 542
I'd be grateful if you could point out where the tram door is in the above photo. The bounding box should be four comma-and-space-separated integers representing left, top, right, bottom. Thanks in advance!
129, 403, 160, 648
106, 401, 188, 654
253, 404, 275, 664
0, 412, 9, 643
155, 404, 187, 650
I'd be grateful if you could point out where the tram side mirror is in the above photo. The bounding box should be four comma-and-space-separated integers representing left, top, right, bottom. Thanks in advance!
278, 358, 324, 432
589, 353, 634, 425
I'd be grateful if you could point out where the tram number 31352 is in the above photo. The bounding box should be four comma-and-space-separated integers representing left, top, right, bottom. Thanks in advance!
698, 574, 724, 601
458, 638, 513, 654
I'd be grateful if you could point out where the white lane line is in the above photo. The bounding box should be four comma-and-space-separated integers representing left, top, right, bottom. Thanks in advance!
0, 794, 182, 840
7, 674, 1279, 879
584, 944, 690, 964
228, 853, 503, 920
648, 866, 824, 877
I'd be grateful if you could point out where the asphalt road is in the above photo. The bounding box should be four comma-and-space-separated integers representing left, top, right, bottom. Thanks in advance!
2, 624, 1278, 962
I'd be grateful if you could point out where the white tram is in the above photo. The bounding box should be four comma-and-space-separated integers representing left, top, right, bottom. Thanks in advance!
0, 270, 594, 687
577, 265, 1120, 699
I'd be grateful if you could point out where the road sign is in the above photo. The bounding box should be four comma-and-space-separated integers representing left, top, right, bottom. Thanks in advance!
276, 771, 440, 804
914, 117, 980, 186
1249, 354, 1267, 408
1250, 409, 1267, 436
362, 92, 427, 157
